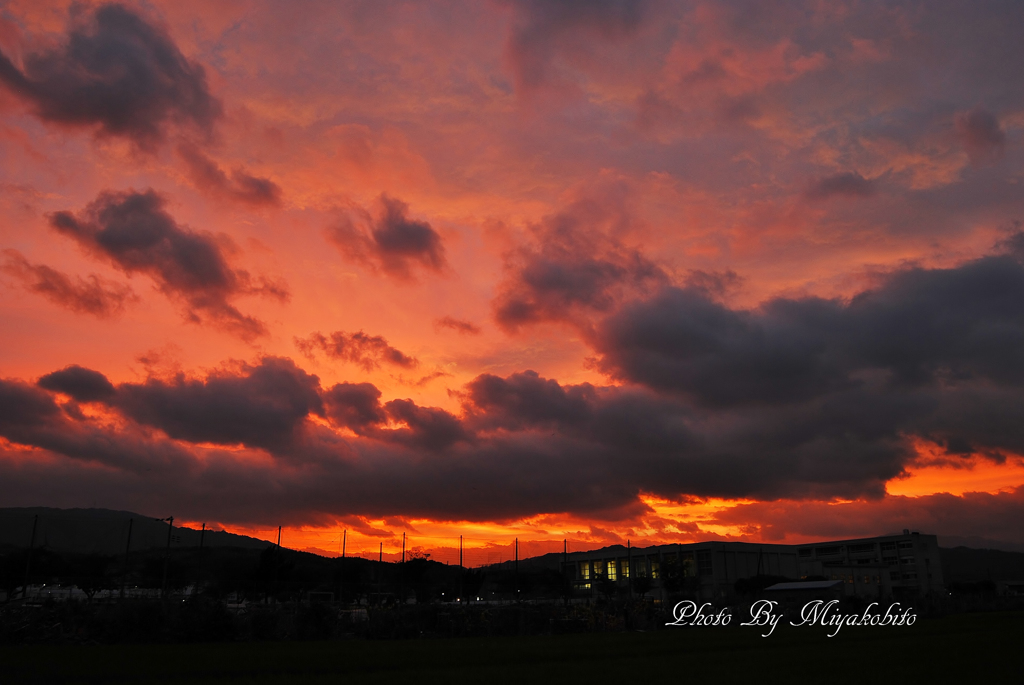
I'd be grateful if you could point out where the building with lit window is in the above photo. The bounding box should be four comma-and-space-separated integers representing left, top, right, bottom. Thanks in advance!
563, 530, 943, 600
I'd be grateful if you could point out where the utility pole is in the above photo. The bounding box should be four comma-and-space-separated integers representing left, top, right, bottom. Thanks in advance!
400, 532, 406, 605
377, 542, 382, 604
459, 535, 463, 601
564, 538, 569, 604
273, 525, 282, 604
627, 539, 632, 600
514, 538, 519, 603
23, 514, 38, 600
340, 529, 346, 605
120, 518, 133, 600
194, 523, 206, 597
159, 516, 174, 600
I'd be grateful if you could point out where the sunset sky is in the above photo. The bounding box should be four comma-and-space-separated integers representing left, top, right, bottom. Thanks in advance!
2, 0, 1023, 563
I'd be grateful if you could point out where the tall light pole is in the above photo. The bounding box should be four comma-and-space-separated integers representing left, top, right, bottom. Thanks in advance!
156, 516, 174, 599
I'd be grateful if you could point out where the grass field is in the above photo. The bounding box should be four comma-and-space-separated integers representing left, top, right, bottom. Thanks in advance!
1, 611, 1019, 684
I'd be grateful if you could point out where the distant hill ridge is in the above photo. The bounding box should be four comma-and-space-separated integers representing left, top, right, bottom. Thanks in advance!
0, 507, 270, 556
3, 508, 1024, 581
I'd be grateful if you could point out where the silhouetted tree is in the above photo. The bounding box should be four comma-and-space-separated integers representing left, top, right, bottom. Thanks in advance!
595, 573, 617, 600
67, 554, 115, 601
631, 575, 652, 598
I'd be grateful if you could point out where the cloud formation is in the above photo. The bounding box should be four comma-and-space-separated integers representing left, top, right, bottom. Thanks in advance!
804, 172, 878, 201
115, 357, 323, 453
435, 316, 481, 335
295, 330, 418, 371
493, 203, 665, 332
37, 365, 117, 403
1, 249, 135, 317
0, 3, 221, 148
8, 234, 1024, 527
954, 107, 1006, 166
49, 189, 286, 340
177, 143, 282, 206
327, 195, 447, 280
0, 376, 194, 475
593, 247, 1024, 406
503, 0, 649, 91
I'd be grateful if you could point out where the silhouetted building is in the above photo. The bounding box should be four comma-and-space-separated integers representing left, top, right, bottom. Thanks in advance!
564, 530, 943, 600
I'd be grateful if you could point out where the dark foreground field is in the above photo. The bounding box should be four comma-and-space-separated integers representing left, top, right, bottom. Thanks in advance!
1, 611, 1019, 684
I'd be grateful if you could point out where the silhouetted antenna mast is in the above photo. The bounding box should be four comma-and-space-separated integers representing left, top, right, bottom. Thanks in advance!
340, 529, 347, 605
400, 532, 406, 604
195, 522, 206, 597
23, 514, 38, 600
121, 518, 133, 600
515, 537, 519, 602
627, 539, 632, 599
158, 516, 174, 599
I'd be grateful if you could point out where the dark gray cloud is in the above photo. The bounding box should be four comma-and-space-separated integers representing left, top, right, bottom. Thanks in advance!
38, 365, 116, 403
0, 3, 221, 149
502, 0, 649, 90
465, 370, 595, 430
0, 377, 194, 475
594, 247, 1024, 406
804, 172, 878, 201
1, 249, 135, 317
327, 195, 446, 280
116, 357, 323, 453
593, 286, 850, 407
7, 243, 1024, 523
493, 207, 665, 332
50, 189, 287, 340
0, 377, 62, 431
295, 330, 418, 371
323, 381, 467, 450
435, 316, 481, 335
0, 363, 909, 522
323, 382, 386, 433
177, 143, 282, 206
381, 399, 469, 451
955, 107, 1006, 166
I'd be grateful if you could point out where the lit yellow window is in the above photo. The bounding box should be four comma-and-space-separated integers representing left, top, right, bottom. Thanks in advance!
607, 560, 617, 581
622, 560, 629, 578
580, 562, 590, 580
650, 561, 660, 579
